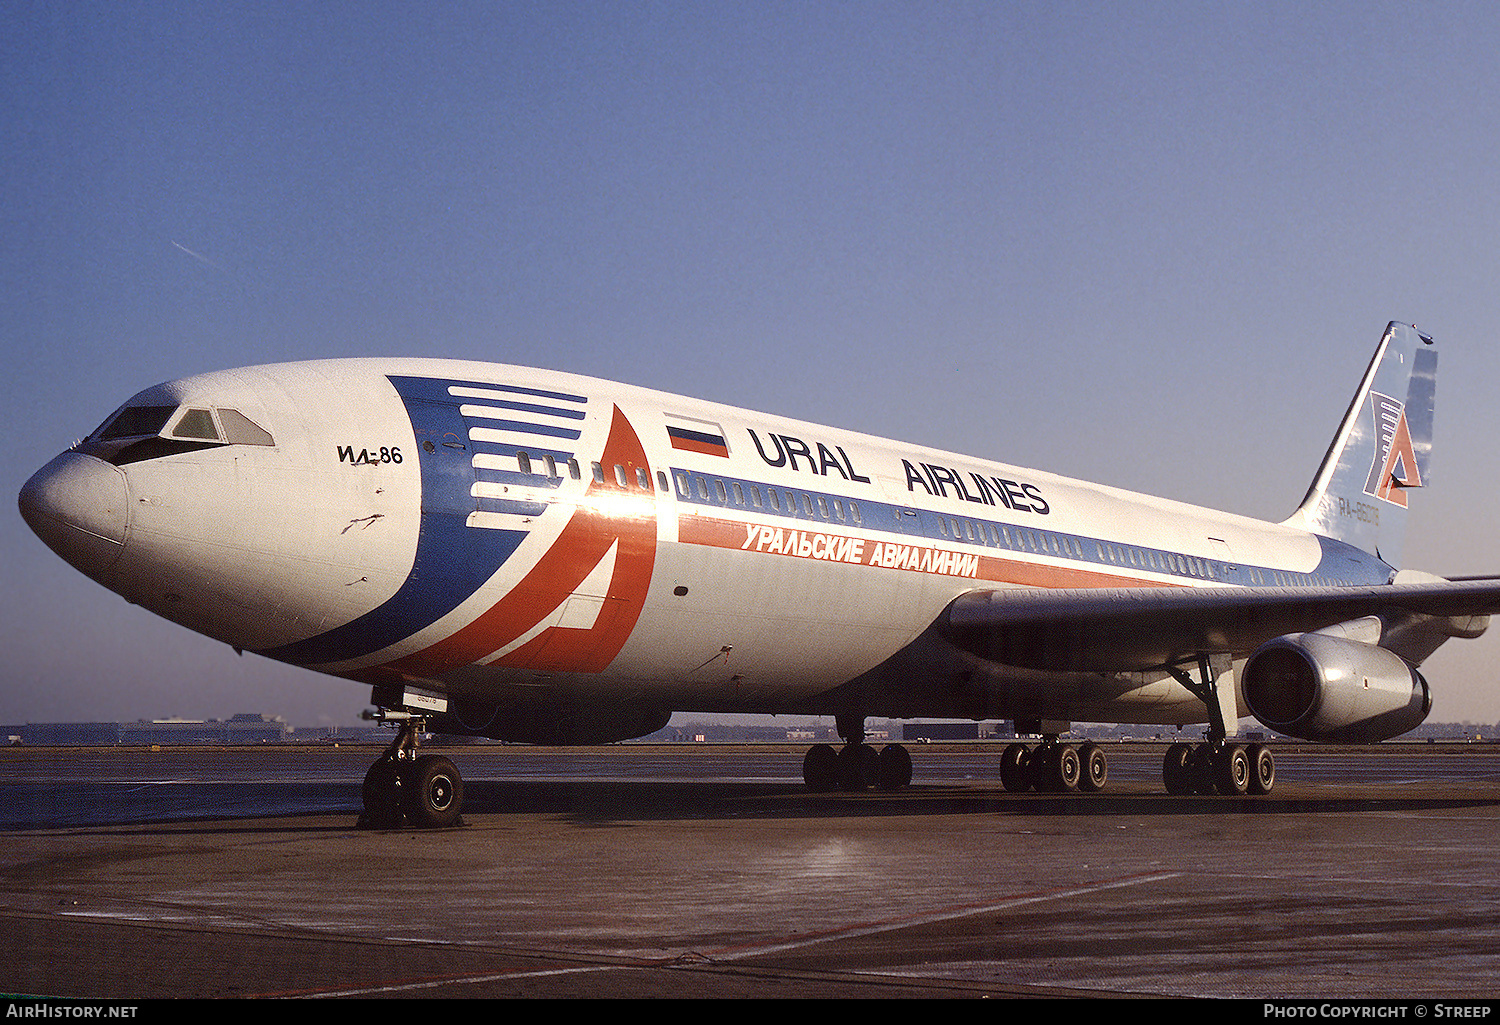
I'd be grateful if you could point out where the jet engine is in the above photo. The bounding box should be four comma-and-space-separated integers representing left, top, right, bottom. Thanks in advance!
1242, 632, 1430, 743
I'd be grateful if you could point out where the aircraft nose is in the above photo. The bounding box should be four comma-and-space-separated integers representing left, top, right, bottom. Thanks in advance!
19, 451, 130, 581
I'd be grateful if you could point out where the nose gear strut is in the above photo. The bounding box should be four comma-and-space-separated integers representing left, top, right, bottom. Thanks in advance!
359, 697, 465, 829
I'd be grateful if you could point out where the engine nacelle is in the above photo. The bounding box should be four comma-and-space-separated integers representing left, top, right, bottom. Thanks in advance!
1242, 633, 1430, 743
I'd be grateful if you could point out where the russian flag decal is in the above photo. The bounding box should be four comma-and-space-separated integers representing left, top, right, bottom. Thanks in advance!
667, 424, 729, 457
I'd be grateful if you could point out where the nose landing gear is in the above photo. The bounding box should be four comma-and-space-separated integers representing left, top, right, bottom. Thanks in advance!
360, 705, 465, 830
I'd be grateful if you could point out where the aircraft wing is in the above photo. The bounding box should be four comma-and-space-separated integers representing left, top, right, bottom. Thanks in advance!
940, 578, 1500, 673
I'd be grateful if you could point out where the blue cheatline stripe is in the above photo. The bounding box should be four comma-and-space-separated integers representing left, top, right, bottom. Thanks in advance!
469, 419, 583, 440
256, 374, 555, 667
668, 466, 1394, 589
256, 511, 528, 667
447, 381, 588, 405
472, 440, 576, 462
458, 397, 587, 420
476, 497, 549, 517
473, 467, 564, 490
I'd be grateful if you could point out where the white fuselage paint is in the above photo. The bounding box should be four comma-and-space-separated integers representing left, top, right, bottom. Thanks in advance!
33, 358, 1393, 732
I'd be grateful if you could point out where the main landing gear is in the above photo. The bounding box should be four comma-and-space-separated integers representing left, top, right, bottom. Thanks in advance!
1160, 653, 1277, 797
998, 738, 1110, 793
1161, 740, 1275, 796
360, 708, 465, 829
801, 741, 913, 791
801, 713, 913, 792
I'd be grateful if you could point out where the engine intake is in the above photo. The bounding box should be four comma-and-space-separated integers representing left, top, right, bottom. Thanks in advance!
1242, 633, 1430, 743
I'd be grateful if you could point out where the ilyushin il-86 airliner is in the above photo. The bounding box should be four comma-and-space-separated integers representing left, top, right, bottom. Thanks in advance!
21, 322, 1500, 827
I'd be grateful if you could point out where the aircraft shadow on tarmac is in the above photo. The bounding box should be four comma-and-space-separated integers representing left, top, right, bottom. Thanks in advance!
8, 778, 1500, 833
453, 779, 1500, 825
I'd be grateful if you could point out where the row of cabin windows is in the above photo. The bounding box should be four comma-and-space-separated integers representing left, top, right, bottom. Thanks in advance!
934, 513, 1227, 582
515, 451, 670, 492
1097, 540, 1214, 580
936, 515, 1091, 562
675, 472, 865, 525
516, 452, 581, 481
1245, 567, 1336, 588
508, 455, 1326, 586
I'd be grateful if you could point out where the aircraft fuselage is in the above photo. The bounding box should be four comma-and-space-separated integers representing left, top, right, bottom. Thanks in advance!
22, 356, 1396, 742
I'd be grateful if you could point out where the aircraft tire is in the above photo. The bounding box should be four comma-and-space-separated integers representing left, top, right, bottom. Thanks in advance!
876, 744, 913, 790
1000, 743, 1031, 792
1055, 744, 1081, 792
1189, 743, 1218, 794
361, 759, 406, 829
802, 744, 840, 792
1078, 742, 1108, 792
1215, 744, 1251, 796
838, 743, 881, 791
1163, 743, 1193, 795
1027, 743, 1056, 791
405, 754, 464, 829
1029, 743, 1080, 792
1247, 744, 1275, 795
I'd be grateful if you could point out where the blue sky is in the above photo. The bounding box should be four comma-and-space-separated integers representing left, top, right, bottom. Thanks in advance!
5, 1, 1500, 727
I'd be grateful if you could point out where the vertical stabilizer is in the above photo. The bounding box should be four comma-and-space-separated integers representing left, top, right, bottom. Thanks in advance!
1283, 322, 1436, 568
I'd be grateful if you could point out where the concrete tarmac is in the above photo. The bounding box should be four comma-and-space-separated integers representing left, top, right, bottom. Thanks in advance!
3, 743, 1500, 1000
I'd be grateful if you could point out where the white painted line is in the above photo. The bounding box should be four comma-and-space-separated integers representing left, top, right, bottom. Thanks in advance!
297, 871, 1180, 998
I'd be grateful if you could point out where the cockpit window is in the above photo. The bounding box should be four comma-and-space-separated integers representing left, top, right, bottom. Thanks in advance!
83, 403, 275, 465
217, 408, 274, 446
96, 406, 177, 442
171, 408, 221, 441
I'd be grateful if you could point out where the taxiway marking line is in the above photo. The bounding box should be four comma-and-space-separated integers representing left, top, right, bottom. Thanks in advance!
296, 871, 1180, 997
701, 870, 1181, 960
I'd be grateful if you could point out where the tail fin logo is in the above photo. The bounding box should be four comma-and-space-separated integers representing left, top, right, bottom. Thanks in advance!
1363, 392, 1423, 508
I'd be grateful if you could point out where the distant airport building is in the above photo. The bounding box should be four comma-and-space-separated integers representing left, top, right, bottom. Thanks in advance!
8, 722, 124, 746
118, 713, 292, 745
0, 714, 375, 744
903, 721, 996, 741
